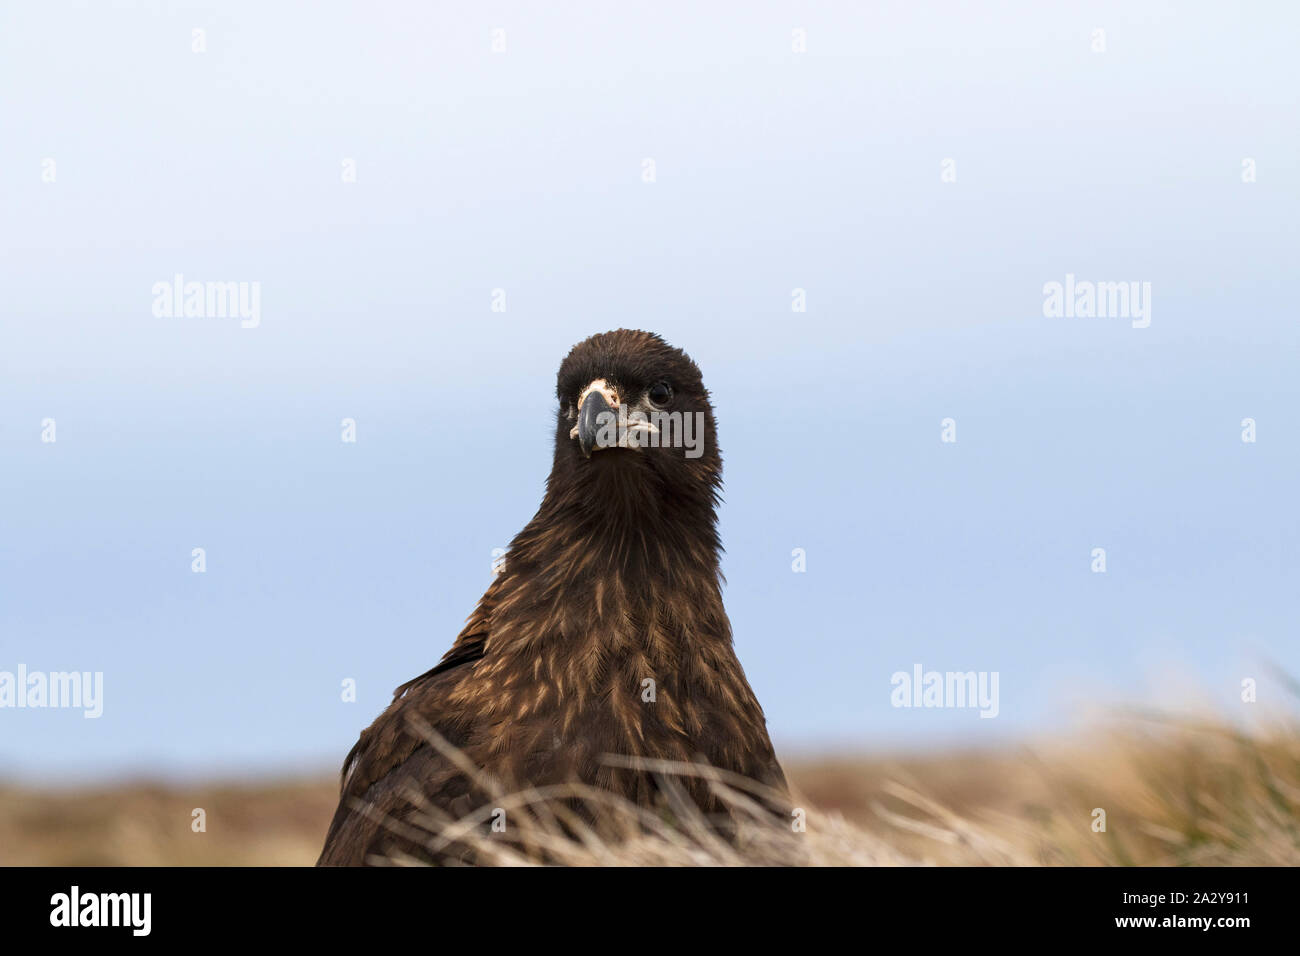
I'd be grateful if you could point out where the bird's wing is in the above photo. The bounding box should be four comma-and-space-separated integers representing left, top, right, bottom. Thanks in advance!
316, 578, 503, 865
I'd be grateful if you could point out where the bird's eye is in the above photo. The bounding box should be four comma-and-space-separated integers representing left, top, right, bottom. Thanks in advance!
647, 381, 673, 407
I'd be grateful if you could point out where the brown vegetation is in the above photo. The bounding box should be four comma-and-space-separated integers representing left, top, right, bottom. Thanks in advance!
4, 713, 1296, 866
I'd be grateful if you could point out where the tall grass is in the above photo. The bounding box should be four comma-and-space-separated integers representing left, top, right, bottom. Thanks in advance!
370, 712, 1300, 866
3, 711, 1296, 865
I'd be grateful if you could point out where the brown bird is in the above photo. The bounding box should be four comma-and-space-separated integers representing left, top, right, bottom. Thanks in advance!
317, 329, 786, 865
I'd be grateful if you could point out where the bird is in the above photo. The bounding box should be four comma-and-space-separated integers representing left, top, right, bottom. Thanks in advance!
317, 329, 786, 865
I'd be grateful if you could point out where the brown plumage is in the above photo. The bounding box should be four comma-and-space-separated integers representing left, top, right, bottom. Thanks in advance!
317, 329, 786, 865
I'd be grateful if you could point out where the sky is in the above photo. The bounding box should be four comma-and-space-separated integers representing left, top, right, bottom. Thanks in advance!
1, 1, 1297, 781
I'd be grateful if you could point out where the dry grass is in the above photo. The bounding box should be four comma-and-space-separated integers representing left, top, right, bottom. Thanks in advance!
3, 713, 1298, 866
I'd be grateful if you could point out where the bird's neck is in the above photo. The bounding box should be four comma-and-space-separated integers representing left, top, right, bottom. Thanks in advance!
529, 469, 722, 584
488, 471, 730, 664
467, 472, 757, 769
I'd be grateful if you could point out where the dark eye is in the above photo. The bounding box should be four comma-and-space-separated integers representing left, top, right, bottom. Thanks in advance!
647, 381, 673, 407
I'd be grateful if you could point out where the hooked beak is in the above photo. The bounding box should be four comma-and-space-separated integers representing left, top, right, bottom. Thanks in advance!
577, 391, 613, 458
570, 379, 620, 458
567, 378, 662, 458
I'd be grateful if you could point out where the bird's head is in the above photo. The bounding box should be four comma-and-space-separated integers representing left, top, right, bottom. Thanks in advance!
551, 330, 721, 504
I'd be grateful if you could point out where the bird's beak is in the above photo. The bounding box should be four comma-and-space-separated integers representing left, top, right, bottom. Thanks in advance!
570, 379, 620, 458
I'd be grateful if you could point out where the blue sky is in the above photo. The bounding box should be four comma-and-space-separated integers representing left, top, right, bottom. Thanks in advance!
2, 1, 1297, 781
